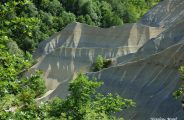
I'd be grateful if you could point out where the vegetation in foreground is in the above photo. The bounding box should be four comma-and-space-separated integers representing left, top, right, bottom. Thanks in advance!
0, 72, 135, 119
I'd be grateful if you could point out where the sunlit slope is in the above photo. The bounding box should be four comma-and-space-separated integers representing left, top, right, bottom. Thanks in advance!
33, 22, 162, 99
140, 0, 184, 27
32, 47, 128, 90
34, 22, 162, 58
117, 19, 184, 65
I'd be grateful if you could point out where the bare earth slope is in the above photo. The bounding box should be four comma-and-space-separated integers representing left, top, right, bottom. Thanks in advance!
33, 23, 163, 99
87, 42, 184, 120
140, 0, 184, 27
34, 23, 162, 58
32, 0, 184, 119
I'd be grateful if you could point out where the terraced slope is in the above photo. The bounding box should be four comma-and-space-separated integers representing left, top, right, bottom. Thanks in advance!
32, 0, 184, 119
87, 42, 184, 119
140, 0, 184, 27
117, 19, 184, 65
33, 23, 162, 99
34, 23, 162, 58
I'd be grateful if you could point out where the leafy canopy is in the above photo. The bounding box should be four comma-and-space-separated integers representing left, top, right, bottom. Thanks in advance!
0, 0, 160, 52
46, 74, 135, 120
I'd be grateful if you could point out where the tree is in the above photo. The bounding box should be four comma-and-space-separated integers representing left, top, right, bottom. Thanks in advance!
0, 0, 160, 53
9, 17, 40, 52
0, 33, 47, 120
122, 4, 138, 23
39, 0, 63, 16
47, 74, 135, 119
0, 1, 41, 52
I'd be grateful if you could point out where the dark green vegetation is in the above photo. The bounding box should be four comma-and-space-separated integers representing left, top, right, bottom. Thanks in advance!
0, 73, 135, 119
173, 66, 184, 109
46, 74, 135, 119
0, 0, 160, 119
0, 40, 46, 119
1, 0, 160, 52
93, 55, 112, 72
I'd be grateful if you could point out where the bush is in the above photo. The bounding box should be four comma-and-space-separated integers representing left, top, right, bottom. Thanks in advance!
94, 55, 104, 71
93, 55, 112, 72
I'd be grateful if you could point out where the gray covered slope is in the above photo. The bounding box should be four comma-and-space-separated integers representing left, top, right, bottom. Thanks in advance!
87, 42, 184, 120
32, 0, 184, 119
34, 23, 162, 58
139, 0, 184, 27
117, 18, 184, 65
32, 22, 162, 98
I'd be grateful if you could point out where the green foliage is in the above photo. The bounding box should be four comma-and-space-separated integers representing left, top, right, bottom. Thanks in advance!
20, 71, 46, 97
1, 0, 160, 52
0, 1, 40, 52
46, 97, 64, 117
94, 55, 105, 71
0, 36, 43, 98
9, 17, 40, 52
46, 74, 135, 119
0, 73, 135, 119
0, 33, 46, 119
173, 66, 184, 109
93, 55, 112, 72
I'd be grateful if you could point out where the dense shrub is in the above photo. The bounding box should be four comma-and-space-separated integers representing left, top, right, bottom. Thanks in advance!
93, 55, 112, 72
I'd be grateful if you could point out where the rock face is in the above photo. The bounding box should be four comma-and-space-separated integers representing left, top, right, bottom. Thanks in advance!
32, 0, 184, 119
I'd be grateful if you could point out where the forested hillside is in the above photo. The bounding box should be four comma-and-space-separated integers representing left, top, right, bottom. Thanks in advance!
0, 0, 160, 119
1, 0, 159, 52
